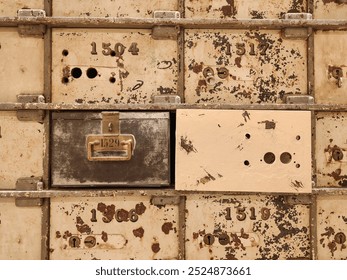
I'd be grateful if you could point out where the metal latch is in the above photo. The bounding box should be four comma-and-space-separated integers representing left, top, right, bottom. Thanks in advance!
16, 94, 45, 122
152, 94, 181, 104
284, 94, 314, 104
86, 112, 136, 161
17, 9, 46, 37
152, 11, 180, 40
282, 13, 312, 40
15, 177, 43, 207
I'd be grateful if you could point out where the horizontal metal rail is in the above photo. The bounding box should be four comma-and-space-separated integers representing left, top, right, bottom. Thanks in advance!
0, 188, 345, 198
0, 17, 347, 30
1, 102, 347, 111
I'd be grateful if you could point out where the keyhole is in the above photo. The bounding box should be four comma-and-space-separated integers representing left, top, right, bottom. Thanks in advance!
203, 234, 215, 245
332, 148, 344, 161
335, 232, 346, 244
332, 68, 343, 79
69, 236, 81, 248
218, 233, 230, 245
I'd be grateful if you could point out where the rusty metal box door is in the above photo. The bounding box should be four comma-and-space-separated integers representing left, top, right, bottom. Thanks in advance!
185, 194, 311, 260
50, 196, 180, 260
51, 112, 170, 187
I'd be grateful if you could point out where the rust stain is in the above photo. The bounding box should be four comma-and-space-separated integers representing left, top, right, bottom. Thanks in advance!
101, 231, 108, 242
225, 253, 238, 260
193, 232, 199, 239
327, 168, 347, 186
56, 231, 61, 238
152, 243, 160, 253
258, 120, 276, 129
117, 209, 129, 222
135, 202, 146, 215
192, 62, 204, 74
321, 227, 335, 238
76, 224, 91, 234
76, 216, 84, 225
162, 222, 174, 235
242, 111, 251, 122
97, 203, 116, 222
323, 0, 347, 4
221, 0, 237, 17
133, 227, 144, 238
235, 57, 242, 68
181, 136, 198, 154
62, 231, 72, 240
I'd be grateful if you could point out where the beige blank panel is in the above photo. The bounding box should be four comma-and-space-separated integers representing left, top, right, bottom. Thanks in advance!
317, 195, 347, 260
184, 30, 307, 104
0, 1, 43, 16
185, 194, 311, 260
52, 29, 178, 104
185, 0, 307, 19
0, 112, 44, 189
176, 109, 311, 193
316, 112, 347, 187
50, 197, 180, 260
315, 31, 347, 104
314, 0, 347, 19
0, 29, 44, 102
53, 0, 177, 17
0, 199, 41, 259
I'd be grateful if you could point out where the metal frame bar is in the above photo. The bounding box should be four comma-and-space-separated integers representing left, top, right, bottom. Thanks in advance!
0, 17, 347, 30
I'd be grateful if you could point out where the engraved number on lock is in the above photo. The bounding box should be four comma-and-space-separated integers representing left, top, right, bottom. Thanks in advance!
100, 137, 121, 148
91, 42, 139, 56
225, 42, 270, 56
90, 208, 139, 223
225, 206, 270, 221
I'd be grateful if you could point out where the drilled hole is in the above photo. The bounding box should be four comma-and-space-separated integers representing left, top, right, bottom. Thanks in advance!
264, 152, 276, 164
62, 49, 69, 56
71, 67, 82, 79
245, 133, 251, 139
296, 164, 301, 168
244, 160, 250, 166
110, 50, 116, 57
109, 77, 116, 83
61, 77, 69, 84
280, 152, 292, 164
296, 135, 301, 140
86, 68, 98, 79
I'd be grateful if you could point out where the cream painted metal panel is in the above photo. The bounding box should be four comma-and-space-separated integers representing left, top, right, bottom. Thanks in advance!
185, 0, 307, 19
315, 31, 347, 104
317, 195, 347, 259
0, 198, 42, 259
176, 109, 311, 193
50, 196, 180, 260
185, 194, 311, 260
52, 0, 177, 18
0, 1, 44, 16
52, 29, 178, 104
0, 112, 44, 189
314, 0, 347, 19
316, 112, 347, 187
184, 30, 307, 104
0, 28, 44, 102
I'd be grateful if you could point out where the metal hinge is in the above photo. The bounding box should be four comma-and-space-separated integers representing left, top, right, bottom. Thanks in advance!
284, 94, 314, 104
17, 94, 45, 122
17, 9, 46, 37
282, 13, 312, 40
151, 196, 181, 207
15, 177, 44, 207
152, 94, 181, 104
152, 11, 180, 40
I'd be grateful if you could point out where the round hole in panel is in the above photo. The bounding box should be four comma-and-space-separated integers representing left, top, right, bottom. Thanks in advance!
263, 152, 276, 164
71, 67, 82, 79
245, 133, 251, 139
62, 49, 69, 56
109, 77, 116, 83
244, 160, 250, 166
86, 68, 98, 79
61, 77, 69, 84
280, 152, 292, 164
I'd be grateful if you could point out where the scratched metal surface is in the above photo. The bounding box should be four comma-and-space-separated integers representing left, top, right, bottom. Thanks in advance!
0, 198, 42, 259
52, 0, 177, 18
0, 0, 44, 17
0, 112, 44, 190
185, 194, 311, 260
184, 29, 307, 104
314, 0, 347, 19
0, 28, 44, 102
317, 195, 347, 259
316, 112, 347, 187
52, 29, 178, 104
315, 31, 347, 104
176, 109, 311, 193
49, 196, 180, 260
185, 0, 307, 19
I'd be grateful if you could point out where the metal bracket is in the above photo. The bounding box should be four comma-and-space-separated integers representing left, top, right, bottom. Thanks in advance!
151, 196, 181, 207
282, 13, 312, 40
15, 177, 44, 207
17, 9, 46, 37
152, 11, 180, 40
284, 94, 314, 104
16, 94, 45, 122
152, 95, 181, 104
